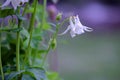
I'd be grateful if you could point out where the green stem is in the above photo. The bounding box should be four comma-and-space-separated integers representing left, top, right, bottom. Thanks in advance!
16, 19, 21, 72
0, 28, 21, 32
41, 24, 59, 67
41, 0, 47, 31
0, 33, 4, 80
16, 3, 29, 71
26, 0, 38, 65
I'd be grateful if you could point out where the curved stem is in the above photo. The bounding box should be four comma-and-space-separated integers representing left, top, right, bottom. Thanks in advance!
41, 0, 47, 31
0, 33, 4, 80
25, 0, 38, 65
41, 24, 59, 67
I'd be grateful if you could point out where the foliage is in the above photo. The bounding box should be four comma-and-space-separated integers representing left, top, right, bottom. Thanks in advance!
0, 0, 65, 80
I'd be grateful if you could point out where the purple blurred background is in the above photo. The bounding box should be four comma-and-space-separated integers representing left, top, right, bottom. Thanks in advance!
53, 0, 120, 33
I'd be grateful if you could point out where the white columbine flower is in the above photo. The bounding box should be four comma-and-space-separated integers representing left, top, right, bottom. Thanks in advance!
1, 0, 28, 10
60, 15, 93, 38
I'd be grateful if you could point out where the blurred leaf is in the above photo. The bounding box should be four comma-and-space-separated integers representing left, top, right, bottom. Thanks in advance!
0, 27, 22, 32
22, 74, 35, 80
3, 66, 16, 72
43, 22, 51, 30
23, 38, 41, 49
48, 23, 56, 28
47, 72, 62, 80
26, 67, 46, 80
32, 33, 42, 41
37, 50, 47, 54
23, 38, 29, 48
26, 7, 34, 13
20, 28, 30, 38
16, 14, 26, 21
6, 70, 25, 80
0, 8, 15, 18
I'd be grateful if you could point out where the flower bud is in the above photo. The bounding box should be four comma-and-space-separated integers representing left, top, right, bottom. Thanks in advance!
56, 13, 62, 21
47, 5, 58, 20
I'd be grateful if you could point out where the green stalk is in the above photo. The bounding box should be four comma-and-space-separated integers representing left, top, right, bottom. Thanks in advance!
41, 0, 47, 30
16, 19, 21, 72
41, 24, 59, 67
32, 0, 47, 66
16, 3, 29, 71
26, 0, 38, 65
0, 33, 4, 80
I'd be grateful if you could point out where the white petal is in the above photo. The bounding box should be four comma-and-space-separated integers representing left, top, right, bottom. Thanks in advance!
69, 17, 75, 29
70, 30, 76, 38
24, 0, 29, 2
84, 26, 93, 32
59, 25, 71, 36
74, 15, 83, 26
21, 0, 28, 3
75, 28, 84, 34
11, 0, 20, 10
1, 0, 11, 8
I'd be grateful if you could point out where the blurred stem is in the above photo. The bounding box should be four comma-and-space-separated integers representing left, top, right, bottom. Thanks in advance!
41, 18, 69, 67
59, 17, 69, 27
0, 33, 4, 80
41, 0, 47, 31
41, 24, 59, 67
16, 3, 29, 71
16, 14, 21, 72
26, 0, 38, 65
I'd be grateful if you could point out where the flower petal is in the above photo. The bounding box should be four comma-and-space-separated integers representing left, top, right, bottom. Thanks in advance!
59, 25, 70, 36
84, 26, 93, 32
21, 0, 28, 3
1, 0, 11, 8
70, 30, 76, 38
69, 16, 75, 29
11, 0, 20, 10
75, 27, 84, 34
74, 15, 83, 26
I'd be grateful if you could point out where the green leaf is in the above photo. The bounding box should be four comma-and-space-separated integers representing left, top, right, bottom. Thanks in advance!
20, 28, 30, 38
47, 72, 62, 80
6, 70, 25, 80
37, 50, 47, 54
26, 7, 34, 13
43, 22, 51, 30
0, 8, 15, 18
0, 27, 23, 32
22, 74, 35, 80
26, 67, 46, 80
16, 14, 26, 21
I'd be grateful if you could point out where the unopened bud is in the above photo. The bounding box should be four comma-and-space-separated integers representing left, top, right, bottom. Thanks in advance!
56, 13, 62, 21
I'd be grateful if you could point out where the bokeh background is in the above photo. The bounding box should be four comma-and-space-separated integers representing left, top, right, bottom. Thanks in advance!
0, 0, 120, 80
48, 0, 120, 80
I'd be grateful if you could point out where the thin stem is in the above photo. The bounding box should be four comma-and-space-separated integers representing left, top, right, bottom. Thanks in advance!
0, 33, 4, 80
16, 23, 20, 72
25, 0, 38, 65
16, 3, 29, 71
41, 0, 47, 31
41, 24, 59, 67
0, 28, 21, 32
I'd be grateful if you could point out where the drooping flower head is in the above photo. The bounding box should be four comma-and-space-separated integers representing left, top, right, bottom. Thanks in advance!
1, 0, 28, 10
60, 15, 93, 38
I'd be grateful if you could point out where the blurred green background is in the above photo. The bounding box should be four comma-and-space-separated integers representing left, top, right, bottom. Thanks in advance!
57, 32, 120, 80
50, 0, 120, 80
